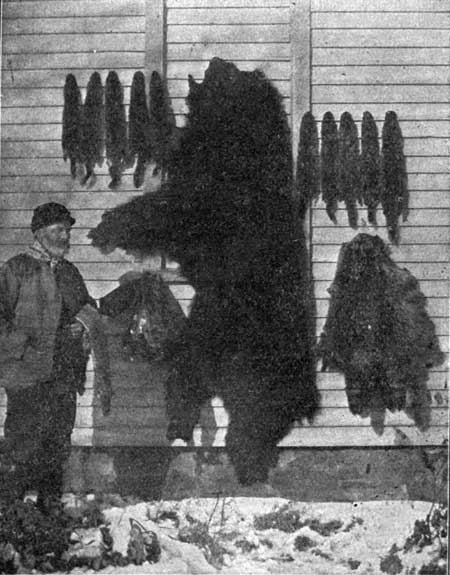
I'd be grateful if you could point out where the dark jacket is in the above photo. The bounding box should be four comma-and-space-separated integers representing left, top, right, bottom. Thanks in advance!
0, 252, 94, 392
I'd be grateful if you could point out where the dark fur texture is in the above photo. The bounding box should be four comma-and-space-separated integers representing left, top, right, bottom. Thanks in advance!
89, 58, 319, 484
319, 233, 444, 434
129, 71, 151, 188
361, 111, 381, 226
62, 74, 83, 179
320, 112, 339, 224
105, 71, 129, 189
81, 72, 104, 185
148, 71, 177, 179
338, 112, 361, 229
296, 112, 320, 219
381, 111, 409, 244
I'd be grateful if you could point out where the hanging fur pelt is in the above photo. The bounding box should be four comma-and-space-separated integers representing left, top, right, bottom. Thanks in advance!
320, 112, 339, 224
296, 111, 320, 219
361, 111, 381, 226
80, 71, 104, 186
381, 111, 409, 244
89, 58, 319, 485
319, 233, 444, 434
62, 73, 83, 179
105, 71, 128, 189
148, 71, 177, 179
338, 112, 361, 229
129, 71, 151, 188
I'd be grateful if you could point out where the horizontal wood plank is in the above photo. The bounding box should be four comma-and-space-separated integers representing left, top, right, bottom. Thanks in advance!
313, 29, 449, 48
313, 243, 449, 264
167, 60, 291, 80
3, 16, 145, 35
313, 12, 450, 29
312, 85, 450, 103
2, 51, 145, 71
166, 0, 291, 7
3, 0, 145, 19
312, 0, 450, 12
3, 34, 145, 54
67, 424, 448, 448
313, 47, 450, 66
312, 103, 450, 121
167, 7, 290, 25
167, 24, 290, 44
312, 66, 450, 85
2, 68, 139, 89
167, 42, 291, 61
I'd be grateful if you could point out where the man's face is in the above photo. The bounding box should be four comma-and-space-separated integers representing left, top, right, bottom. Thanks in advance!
35, 222, 71, 259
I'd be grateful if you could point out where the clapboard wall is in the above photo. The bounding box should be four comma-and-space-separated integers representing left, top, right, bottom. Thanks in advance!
1, 0, 448, 449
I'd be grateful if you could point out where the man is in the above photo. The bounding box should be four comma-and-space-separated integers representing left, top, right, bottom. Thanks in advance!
0, 202, 95, 511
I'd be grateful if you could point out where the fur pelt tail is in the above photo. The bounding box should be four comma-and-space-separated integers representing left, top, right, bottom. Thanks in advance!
381, 111, 409, 244
129, 71, 151, 188
148, 71, 177, 178
296, 111, 320, 219
320, 112, 339, 224
105, 71, 129, 189
81, 72, 104, 186
361, 111, 381, 226
338, 112, 361, 229
62, 73, 83, 179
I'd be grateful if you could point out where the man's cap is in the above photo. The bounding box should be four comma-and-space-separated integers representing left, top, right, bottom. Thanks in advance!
31, 202, 76, 233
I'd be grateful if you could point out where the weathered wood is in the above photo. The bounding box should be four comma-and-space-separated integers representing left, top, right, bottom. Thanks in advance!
1, 51, 146, 71
3, 34, 145, 54
167, 7, 291, 25
313, 29, 449, 48
313, 243, 449, 264
166, 0, 291, 7
67, 424, 448, 448
314, 278, 449, 299
312, 261, 448, 282
3, 16, 145, 35
167, 24, 290, 44
1, 68, 139, 89
313, 12, 450, 29
3, 0, 145, 19
312, 84, 449, 103
313, 66, 450, 85
312, 0, 450, 12
167, 60, 291, 79
167, 42, 291, 61
313, 47, 450, 66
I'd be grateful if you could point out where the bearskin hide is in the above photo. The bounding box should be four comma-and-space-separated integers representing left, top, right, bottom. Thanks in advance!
381, 111, 409, 244
320, 112, 339, 224
105, 71, 129, 189
62, 74, 83, 179
81, 72, 104, 186
89, 58, 319, 484
361, 111, 381, 226
129, 71, 151, 188
338, 112, 361, 229
296, 111, 320, 218
319, 233, 444, 434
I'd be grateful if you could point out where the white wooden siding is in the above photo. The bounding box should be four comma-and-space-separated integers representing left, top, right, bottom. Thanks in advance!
0, 0, 448, 450
309, 0, 449, 447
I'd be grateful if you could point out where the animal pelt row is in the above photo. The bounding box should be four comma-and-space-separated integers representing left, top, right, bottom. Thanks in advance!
297, 110, 408, 243
62, 71, 176, 189
318, 233, 444, 435
89, 58, 320, 485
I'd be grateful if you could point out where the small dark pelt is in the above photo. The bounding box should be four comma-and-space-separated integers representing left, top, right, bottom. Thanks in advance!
338, 112, 361, 229
129, 71, 151, 188
105, 71, 129, 189
62, 73, 83, 179
296, 111, 320, 219
320, 111, 339, 224
381, 111, 409, 244
361, 111, 381, 226
81, 71, 104, 186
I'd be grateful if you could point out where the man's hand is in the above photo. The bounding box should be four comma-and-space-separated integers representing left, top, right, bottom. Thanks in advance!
68, 321, 84, 338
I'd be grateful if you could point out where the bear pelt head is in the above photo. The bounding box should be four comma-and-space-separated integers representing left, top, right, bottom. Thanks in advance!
90, 58, 319, 484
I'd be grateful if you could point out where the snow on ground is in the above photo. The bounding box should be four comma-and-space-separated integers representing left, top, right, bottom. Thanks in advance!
61, 496, 445, 575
